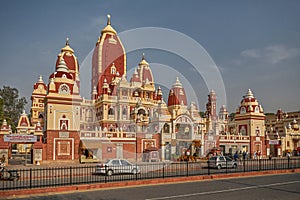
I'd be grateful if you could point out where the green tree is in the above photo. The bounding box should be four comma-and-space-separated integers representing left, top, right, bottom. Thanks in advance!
0, 98, 4, 124
0, 86, 27, 132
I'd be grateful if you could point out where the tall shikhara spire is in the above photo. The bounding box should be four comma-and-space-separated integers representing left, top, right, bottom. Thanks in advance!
91, 14, 126, 99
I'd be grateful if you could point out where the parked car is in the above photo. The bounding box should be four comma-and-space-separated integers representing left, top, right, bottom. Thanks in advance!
208, 156, 238, 169
95, 159, 140, 176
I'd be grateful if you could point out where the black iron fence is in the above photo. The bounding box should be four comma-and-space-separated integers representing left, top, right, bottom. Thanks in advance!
1, 157, 299, 191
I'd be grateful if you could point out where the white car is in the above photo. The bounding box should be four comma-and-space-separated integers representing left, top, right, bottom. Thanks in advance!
208, 156, 238, 169
95, 159, 140, 176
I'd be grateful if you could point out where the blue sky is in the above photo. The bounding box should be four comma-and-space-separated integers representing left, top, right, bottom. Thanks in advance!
0, 0, 299, 113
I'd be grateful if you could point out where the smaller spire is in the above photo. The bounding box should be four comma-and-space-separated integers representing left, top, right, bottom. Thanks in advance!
38, 75, 43, 83
66, 37, 69, 46
101, 14, 117, 35
139, 53, 149, 66
50, 78, 54, 84
61, 37, 74, 53
245, 89, 254, 98
56, 58, 69, 72
92, 86, 97, 94
173, 77, 182, 88
107, 14, 111, 25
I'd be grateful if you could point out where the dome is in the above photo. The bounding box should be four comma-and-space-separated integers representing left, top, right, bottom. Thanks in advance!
56, 58, 69, 73
237, 89, 264, 114
139, 53, 149, 66
220, 105, 227, 112
50, 58, 73, 80
55, 38, 79, 73
61, 38, 74, 53
130, 54, 154, 85
140, 54, 153, 84
245, 89, 254, 98
167, 77, 187, 106
32, 76, 47, 95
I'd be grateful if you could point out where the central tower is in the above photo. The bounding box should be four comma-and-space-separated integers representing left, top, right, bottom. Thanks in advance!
91, 14, 126, 98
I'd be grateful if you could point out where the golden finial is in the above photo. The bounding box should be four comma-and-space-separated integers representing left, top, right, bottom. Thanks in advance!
107, 14, 111, 25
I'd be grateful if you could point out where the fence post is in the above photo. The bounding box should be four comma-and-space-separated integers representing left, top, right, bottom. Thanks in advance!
135, 163, 138, 180
29, 168, 32, 189
207, 160, 210, 175
70, 166, 72, 185
105, 165, 107, 183
225, 159, 228, 174
163, 163, 165, 179
186, 161, 189, 177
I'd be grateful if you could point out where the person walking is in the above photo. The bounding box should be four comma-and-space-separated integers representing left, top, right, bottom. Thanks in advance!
234, 151, 239, 161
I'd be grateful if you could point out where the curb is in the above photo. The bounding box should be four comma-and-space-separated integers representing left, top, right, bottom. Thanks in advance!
1, 169, 300, 198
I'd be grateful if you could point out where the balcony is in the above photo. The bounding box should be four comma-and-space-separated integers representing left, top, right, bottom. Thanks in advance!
219, 135, 250, 142
80, 131, 136, 140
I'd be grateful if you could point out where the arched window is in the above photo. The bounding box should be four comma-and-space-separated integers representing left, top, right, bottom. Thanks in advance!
108, 107, 114, 115
111, 64, 116, 75
240, 107, 246, 114
38, 112, 44, 119
163, 123, 170, 133
122, 107, 127, 115
59, 115, 68, 131
240, 126, 246, 135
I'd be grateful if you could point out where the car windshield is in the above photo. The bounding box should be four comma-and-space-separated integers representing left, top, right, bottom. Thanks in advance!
219, 156, 225, 161
111, 160, 120, 165
120, 160, 131, 166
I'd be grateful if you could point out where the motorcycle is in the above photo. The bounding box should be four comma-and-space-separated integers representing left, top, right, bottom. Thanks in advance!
0, 161, 20, 181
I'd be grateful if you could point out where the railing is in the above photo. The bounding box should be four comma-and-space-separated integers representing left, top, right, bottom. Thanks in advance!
1, 157, 299, 191
80, 131, 136, 139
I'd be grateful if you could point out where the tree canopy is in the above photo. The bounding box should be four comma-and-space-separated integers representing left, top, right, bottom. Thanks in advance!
0, 86, 27, 132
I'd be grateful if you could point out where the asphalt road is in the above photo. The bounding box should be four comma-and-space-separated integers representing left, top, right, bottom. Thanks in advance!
15, 173, 300, 200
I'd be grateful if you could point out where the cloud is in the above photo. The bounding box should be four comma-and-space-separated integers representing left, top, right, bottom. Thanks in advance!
240, 45, 299, 64
241, 49, 261, 58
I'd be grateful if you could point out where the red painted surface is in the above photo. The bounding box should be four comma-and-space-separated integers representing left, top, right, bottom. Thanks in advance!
168, 87, 187, 106
92, 33, 126, 97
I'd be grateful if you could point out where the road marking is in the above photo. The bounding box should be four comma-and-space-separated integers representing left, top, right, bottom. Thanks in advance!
145, 180, 300, 200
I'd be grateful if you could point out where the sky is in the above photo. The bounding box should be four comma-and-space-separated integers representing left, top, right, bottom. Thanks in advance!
0, 0, 300, 114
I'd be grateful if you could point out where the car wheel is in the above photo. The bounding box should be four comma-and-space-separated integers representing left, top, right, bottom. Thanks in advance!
217, 165, 222, 170
107, 170, 113, 176
132, 168, 138, 174
233, 164, 237, 168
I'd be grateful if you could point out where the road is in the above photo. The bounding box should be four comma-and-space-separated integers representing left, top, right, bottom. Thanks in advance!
16, 173, 300, 200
